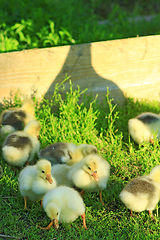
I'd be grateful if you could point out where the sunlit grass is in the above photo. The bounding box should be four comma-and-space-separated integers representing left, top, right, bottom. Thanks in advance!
1, 82, 160, 239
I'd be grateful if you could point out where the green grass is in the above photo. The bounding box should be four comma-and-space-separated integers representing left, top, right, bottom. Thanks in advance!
1, 0, 160, 52
1, 1, 160, 238
1, 82, 160, 239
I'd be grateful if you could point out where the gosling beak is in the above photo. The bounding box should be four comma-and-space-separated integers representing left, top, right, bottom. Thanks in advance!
46, 174, 53, 184
53, 219, 59, 229
92, 171, 99, 181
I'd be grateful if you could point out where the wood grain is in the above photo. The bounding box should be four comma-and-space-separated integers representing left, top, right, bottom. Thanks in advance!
0, 35, 160, 105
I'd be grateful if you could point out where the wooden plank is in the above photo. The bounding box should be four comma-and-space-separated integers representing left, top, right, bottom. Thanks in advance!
0, 35, 160, 105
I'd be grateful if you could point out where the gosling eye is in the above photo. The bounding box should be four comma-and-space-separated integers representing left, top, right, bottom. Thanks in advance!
88, 166, 91, 170
56, 212, 58, 216
42, 170, 45, 173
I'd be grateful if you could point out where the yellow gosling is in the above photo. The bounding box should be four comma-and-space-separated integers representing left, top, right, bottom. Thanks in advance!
68, 154, 110, 203
0, 99, 35, 137
19, 159, 57, 209
128, 112, 160, 144
2, 120, 40, 166
119, 165, 160, 219
38, 142, 97, 166
39, 186, 87, 230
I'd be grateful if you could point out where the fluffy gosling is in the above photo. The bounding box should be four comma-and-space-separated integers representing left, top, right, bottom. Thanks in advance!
51, 164, 74, 187
39, 186, 87, 230
0, 99, 35, 137
19, 159, 57, 209
128, 112, 160, 144
38, 142, 97, 166
68, 154, 110, 203
119, 165, 160, 219
2, 120, 41, 166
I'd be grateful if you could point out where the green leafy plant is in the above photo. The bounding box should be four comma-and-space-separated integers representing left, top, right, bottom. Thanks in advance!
37, 21, 75, 47
1, 0, 160, 52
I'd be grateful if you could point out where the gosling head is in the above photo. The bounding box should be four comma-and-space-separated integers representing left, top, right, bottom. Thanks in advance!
82, 155, 99, 181
24, 120, 41, 138
149, 165, 160, 185
36, 159, 53, 184
21, 99, 35, 115
45, 202, 60, 229
78, 144, 98, 156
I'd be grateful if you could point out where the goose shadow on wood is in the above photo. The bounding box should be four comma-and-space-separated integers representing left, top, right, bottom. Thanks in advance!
44, 42, 126, 105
